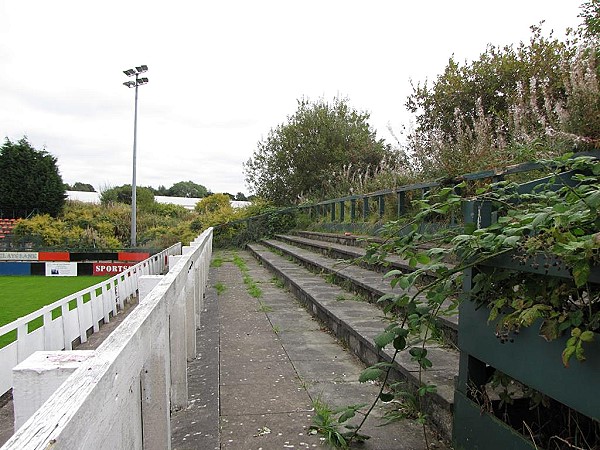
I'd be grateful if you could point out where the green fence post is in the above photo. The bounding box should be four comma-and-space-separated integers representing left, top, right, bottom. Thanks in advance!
339, 200, 345, 222
350, 199, 356, 222
378, 195, 385, 219
363, 197, 369, 221
397, 191, 405, 217
330, 202, 336, 221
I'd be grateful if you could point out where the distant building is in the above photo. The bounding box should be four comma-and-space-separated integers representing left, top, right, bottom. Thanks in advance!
66, 191, 250, 210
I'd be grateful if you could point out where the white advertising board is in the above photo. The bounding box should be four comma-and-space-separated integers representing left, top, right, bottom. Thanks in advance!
45, 262, 78, 277
0, 252, 38, 261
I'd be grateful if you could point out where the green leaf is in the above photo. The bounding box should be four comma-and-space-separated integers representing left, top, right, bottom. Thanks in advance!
464, 223, 476, 235
379, 392, 394, 402
419, 358, 433, 369
374, 331, 395, 349
503, 235, 521, 247
359, 367, 384, 383
393, 335, 407, 351
575, 346, 586, 362
417, 384, 437, 396
409, 347, 427, 358
416, 253, 431, 264
398, 276, 410, 290
539, 319, 559, 341
580, 330, 594, 342
377, 293, 396, 303
572, 261, 590, 288
562, 346, 576, 367
585, 190, 600, 208
337, 409, 356, 423
383, 269, 404, 279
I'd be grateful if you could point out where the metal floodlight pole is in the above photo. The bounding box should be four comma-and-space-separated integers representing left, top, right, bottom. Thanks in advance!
123, 65, 148, 248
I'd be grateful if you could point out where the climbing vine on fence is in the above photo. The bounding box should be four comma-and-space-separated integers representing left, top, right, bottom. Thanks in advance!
322, 153, 599, 448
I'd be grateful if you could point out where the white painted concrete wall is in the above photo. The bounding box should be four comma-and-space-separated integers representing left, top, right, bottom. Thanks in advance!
1, 228, 213, 450
12, 350, 96, 429
0, 242, 182, 397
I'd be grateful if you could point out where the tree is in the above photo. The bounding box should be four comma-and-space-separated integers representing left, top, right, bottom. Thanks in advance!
0, 137, 65, 217
154, 185, 169, 196
244, 97, 390, 205
167, 180, 208, 198
100, 185, 155, 209
69, 182, 95, 192
194, 193, 231, 214
234, 192, 247, 201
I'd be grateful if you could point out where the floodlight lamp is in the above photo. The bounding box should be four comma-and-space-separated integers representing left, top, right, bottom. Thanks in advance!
136, 65, 148, 73
123, 69, 136, 76
139, 77, 148, 84
123, 81, 135, 88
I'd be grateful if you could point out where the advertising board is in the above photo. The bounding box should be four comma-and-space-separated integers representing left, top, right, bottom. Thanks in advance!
45, 262, 78, 277
92, 262, 134, 276
0, 252, 38, 261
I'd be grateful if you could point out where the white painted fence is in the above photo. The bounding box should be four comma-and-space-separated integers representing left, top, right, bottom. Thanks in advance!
1, 228, 212, 450
0, 242, 182, 397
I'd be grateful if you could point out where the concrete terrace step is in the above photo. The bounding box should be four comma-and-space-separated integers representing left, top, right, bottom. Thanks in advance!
247, 242, 459, 440
293, 230, 384, 249
265, 236, 459, 345
275, 233, 416, 274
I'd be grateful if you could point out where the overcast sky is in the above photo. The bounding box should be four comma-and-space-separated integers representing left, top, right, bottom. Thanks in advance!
0, 1, 583, 196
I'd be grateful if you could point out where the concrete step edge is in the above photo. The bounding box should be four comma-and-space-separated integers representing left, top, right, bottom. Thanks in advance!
262, 238, 459, 345
247, 242, 457, 440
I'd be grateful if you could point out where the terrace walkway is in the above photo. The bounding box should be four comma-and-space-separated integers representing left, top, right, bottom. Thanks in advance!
0, 247, 448, 449
172, 250, 447, 450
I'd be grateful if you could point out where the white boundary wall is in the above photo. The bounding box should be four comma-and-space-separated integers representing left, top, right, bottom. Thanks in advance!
0, 242, 182, 397
1, 228, 212, 450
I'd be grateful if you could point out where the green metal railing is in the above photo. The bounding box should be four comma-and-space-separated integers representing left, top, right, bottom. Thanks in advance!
215, 151, 599, 244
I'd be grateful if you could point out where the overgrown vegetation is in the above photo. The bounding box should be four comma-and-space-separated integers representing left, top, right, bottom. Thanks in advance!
404, 10, 599, 180
11, 199, 196, 250
330, 154, 600, 449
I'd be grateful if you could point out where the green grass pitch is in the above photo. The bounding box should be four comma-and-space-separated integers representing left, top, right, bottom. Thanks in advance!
0, 276, 110, 347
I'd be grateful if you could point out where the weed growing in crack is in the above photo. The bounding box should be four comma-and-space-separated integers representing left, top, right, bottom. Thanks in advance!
233, 252, 263, 298
308, 397, 370, 450
257, 301, 273, 313
214, 282, 226, 295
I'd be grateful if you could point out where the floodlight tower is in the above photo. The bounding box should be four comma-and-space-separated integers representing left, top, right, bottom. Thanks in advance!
123, 65, 148, 248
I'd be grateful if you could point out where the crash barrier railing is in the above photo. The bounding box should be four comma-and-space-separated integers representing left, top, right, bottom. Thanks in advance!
0, 242, 182, 397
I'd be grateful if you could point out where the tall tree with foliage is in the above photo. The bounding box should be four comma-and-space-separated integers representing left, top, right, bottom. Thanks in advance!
167, 180, 208, 198
66, 182, 95, 192
244, 97, 391, 205
100, 184, 155, 209
0, 137, 65, 217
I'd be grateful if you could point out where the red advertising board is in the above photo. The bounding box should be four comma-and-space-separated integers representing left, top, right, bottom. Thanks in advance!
39, 251, 70, 261
93, 262, 134, 276
118, 252, 149, 262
